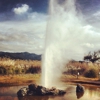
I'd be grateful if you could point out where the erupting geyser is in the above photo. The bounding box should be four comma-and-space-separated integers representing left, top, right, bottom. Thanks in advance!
41, 0, 86, 87
42, 0, 97, 87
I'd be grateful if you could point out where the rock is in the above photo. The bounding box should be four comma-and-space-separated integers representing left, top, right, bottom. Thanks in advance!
28, 84, 50, 96
36, 85, 45, 95
40, 87, 50, 95
17, 87, 29, 97
28, 84, 37, 95
17, 84, 66, 97
76, 84, 84, 93
76, 92, 84, 99
59, 90, 66, 95
76, 84, 84, 99
28, 84, 37, 91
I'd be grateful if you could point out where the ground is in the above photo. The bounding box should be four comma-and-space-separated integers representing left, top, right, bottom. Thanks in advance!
61, 75, 100, 87
0, 74, 100, 87
0, 74, 40, 87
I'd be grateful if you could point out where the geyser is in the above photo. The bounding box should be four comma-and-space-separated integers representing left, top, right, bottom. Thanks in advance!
41, 0, 88, 87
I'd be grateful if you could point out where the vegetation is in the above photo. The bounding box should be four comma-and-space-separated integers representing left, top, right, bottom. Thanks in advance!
0, 57, 41, 75
84, 50, 100, 62
65, 60, 100, 78
0, 74, 40, 86
84, 67, 98, 78
0, 51, 100, 78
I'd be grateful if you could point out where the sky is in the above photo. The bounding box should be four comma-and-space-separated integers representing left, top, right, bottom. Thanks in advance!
0, 0, 100, 55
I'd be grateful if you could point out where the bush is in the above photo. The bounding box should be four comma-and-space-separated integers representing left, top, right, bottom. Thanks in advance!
84, 68, 98, 78
0, 67, 7, 75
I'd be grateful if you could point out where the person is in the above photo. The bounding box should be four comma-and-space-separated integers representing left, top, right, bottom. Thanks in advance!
77, 72, 79, 79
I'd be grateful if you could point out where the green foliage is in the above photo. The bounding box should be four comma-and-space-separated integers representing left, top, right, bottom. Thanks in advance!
84, 68, 98, 78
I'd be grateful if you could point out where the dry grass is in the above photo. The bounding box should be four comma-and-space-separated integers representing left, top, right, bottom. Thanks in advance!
0, 57, 41, 75
63, 61, 100, 85
0, 74, 41, 86
0, 57, 41, 68
65, 61, 100, 76
0, 57, 41, 86
0, 57, 100, 86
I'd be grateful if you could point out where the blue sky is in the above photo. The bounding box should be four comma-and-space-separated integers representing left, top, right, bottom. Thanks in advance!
0, 0, 100, 56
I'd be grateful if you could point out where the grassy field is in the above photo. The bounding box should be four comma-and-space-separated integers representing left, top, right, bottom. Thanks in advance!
0, 57, 100, 87
0, 58, 42, 86
0, 57, 41, 75
0, 74, 41, 86
0, 73, 100, 87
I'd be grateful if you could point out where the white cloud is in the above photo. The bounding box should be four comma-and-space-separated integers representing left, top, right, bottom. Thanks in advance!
93, 11, 100, 17
0, 5, 47, 54
0, 3, 100, 57
82, 43, 94, 48
13, 4, 29, 15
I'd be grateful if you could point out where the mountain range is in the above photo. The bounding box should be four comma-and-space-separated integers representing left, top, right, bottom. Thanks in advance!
0, 51, 41, 60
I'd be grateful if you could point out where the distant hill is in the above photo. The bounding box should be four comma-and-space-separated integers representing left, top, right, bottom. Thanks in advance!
0, 52, 41, 60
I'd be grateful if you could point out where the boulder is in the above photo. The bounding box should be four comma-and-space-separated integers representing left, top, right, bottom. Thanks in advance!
76, 92, 84, 99
28, 84, 66, 96
17, 84, 66, 97
76, 84, 84, 93
59, 90, 66, 95
28, 84, 37, 91
17, 87, 29, 97
36, 85, 46, 95
28, 84, 37, 95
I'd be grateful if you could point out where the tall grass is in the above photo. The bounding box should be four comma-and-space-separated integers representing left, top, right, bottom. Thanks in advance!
65, 60, 100, 78
0, 57, 41, 75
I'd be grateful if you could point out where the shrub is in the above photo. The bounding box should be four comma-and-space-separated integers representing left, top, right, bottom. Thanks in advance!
21, 69, 25, 73
15, 68, 21, 74
84, 68, 98, 78
0, 67, 7, 75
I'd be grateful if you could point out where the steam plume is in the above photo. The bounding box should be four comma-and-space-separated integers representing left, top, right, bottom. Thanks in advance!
41, 0, 98, 87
